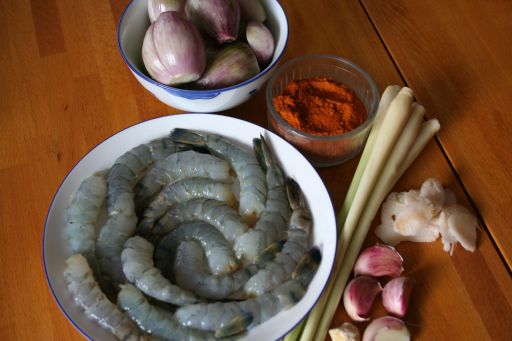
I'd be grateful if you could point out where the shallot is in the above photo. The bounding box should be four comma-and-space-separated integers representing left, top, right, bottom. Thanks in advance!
142, 11, 206, 85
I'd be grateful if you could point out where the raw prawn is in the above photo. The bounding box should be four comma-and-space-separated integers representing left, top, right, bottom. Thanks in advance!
96, 139, 187, 284
170, 239, 259, 300
174, 247, 322, 337
117, 284, 217, 341
66, 170, 107, 262
138, 177, 236, 235
170, 129, 267, 224
154, 221, 238, 276
243, 177, 312, 296
134, 150, 232, 212
233, 137, 291, 264
121, 236, 198, 305
153, 198, 248, 243
63, 254, 146, 341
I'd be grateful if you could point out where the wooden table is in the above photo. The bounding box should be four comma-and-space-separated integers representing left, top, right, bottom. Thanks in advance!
1, 0, 510, 339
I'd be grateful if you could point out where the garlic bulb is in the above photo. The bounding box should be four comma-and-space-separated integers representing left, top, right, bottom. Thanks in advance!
353, 244, 404, 278
382, 277, 414, 317
142, 11, 206, 85
375, 178, 478, 255
185, 0, 240, 43
343, 276, 382, 322
148, 0, 185, 22
362, 316, 411, 341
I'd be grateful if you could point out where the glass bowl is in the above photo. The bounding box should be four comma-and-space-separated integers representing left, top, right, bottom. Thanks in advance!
266, 54, 379, 167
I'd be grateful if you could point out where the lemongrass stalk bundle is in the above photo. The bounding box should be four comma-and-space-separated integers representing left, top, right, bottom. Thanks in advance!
314, 105, 432, 341
298, 87, 414, 341
285, 85, 400, 341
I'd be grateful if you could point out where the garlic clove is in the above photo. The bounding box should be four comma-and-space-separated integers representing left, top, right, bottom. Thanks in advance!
343, 276, 382, 322
362, 316, 411, 341
353, 244, 404, 277
329, 321, 361, 341
439, 204, 478, 254
419, 177, 445, 207
382, 276, 414, 317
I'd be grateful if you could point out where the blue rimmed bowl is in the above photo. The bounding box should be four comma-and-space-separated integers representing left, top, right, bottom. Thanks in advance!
117, 0, 288, 112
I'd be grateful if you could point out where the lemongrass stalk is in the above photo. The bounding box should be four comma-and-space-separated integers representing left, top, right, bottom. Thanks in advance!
284, 321, 304, 341
299, 88, 414, 341
314, 103, 428, 341
337, 85, 401, 226
291, 86, 400, 341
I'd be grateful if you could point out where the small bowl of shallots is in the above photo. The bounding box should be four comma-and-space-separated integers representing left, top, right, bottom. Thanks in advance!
266, 54, 379, 167
118, 0, 288, 112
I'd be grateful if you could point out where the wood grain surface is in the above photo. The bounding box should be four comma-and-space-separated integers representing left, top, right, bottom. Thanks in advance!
0, 0, 510, 340
361, 0, 512, 266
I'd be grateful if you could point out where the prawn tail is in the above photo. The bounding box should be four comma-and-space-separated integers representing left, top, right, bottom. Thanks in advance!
257, 240, 286, 263
286, 177, 302, 210
215, 312, 253, 338
292, 246, 322, 286
169, 128, 207, 147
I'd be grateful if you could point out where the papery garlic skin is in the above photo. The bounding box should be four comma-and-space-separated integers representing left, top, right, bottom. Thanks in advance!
362, 316, 411, 341
419, 177, 445, 207
185, 0, 240, 43
354, 244, 404, 278
329, 322, 361, 341
142, 11, 206, 85
382, 277, 413, 317
438, 204, 478, 254
148, 0, 185, 23
343, 276, 382, 322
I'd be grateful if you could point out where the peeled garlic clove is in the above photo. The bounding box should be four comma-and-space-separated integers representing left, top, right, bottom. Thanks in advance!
195, 42, 260, 89
343, 276, 382, 322
142, 11, 206, 85
329, 322, 361, 341
239, 0, 267, 22
439, 204, 478, 254
185, 0, 240, 43
148, 0, 185, 22
419, 177, 445, 207
353, 244, 404, 278
362, 316, 411, 341
382, 277, 414, 317
246, 21, 275, 67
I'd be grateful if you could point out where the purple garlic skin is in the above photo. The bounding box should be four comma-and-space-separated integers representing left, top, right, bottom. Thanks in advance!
185, 0, 240, 44
239, 0, 267, 22
148, 0, 185, 22
142, 11, 206, 85
246, 20, 275, 67
195, 42, 260, 89
354, 244, 404, 278
343, 276, 382, 322
382, 276, 414, 317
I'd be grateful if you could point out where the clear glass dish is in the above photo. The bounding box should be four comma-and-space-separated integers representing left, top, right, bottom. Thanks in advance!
266, 54, 379, 167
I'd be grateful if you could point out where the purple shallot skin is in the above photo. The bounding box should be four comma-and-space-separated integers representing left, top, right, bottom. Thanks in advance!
185, 0, 240, 43
142, 11, 206, 85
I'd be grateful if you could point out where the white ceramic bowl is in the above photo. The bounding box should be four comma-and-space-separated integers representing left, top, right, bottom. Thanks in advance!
117, 0, 289, 112
43, 114, 336, 340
